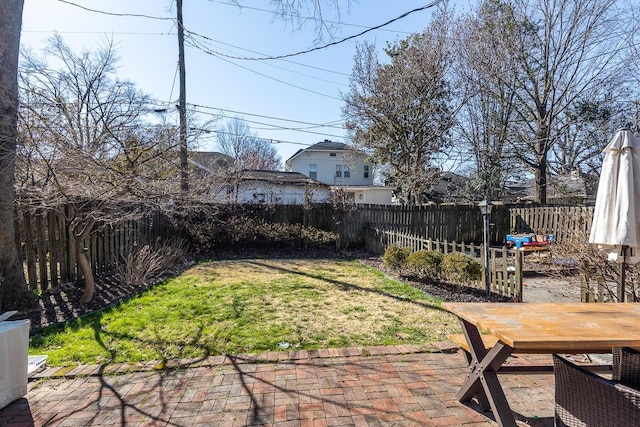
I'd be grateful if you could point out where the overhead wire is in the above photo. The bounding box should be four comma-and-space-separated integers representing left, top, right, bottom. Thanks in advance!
39, 1, 439, 147
209, 0, 415, 35
186, 102, 344, 129
186, 35, 348, 85
192, 108, 345, 139
180, 1, 443, 61
189, 128, 322, 146
45, 1, 435, 108
54, 0, 173, 21
186, 37, 343, 100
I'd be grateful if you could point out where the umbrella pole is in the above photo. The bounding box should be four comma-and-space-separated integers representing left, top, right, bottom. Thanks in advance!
619, 245, 628, 303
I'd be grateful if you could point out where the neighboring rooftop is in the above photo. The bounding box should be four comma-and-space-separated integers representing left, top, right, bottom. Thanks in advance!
285, 139, 350, 163
189, 151, 234, 172
239, 170, 329, 187
307, 140, 348, 151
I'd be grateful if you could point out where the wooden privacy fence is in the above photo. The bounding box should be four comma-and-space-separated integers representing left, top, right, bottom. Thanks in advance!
509, 206, 594, 243
342, 204, 491, 245
18, 207, 169, 292
365, 227, 523, 301
16, 202, 594, 294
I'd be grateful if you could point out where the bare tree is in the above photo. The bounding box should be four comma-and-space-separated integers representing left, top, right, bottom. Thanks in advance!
0, 0, 33, 312
550, 97, 623, 176
1, 0, 351, 309
216, 117, 281, 171
342, 6, 458, 205
18, 36, 194, 303
502, 0, 629, 203
454, 0, 521, 200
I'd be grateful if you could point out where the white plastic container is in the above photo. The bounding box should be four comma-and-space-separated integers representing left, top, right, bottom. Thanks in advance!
0, 319, 30, 409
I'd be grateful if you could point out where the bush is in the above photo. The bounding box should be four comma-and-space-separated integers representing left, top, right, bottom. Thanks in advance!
406, 250, 443, 279
441, 252, 483, 283
383, 245, 411, 270
174, 210, 337, 254
115, 238, 187, 287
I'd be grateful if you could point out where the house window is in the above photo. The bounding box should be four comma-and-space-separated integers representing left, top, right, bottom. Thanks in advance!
364, 165, 369, 179
309, 164, 317, 179
336, 164, 350, 178
330, 153, 337, 157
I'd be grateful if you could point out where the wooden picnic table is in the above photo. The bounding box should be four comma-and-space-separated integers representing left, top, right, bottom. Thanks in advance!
442, 302, 640, 427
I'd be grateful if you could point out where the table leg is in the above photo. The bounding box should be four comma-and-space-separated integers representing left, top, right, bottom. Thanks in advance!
460, 348, 491, 410
457, 319, 517, 427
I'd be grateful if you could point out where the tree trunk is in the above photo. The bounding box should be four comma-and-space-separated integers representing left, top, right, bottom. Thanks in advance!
0, 0, 33, 312
533, 125, 550, 204
534, 163, 547, 205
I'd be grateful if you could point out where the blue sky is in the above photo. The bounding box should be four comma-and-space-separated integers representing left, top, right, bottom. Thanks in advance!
20, 0, 456, 164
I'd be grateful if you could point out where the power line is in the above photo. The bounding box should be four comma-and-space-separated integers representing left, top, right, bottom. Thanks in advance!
54, 0, 173, 21
187, 38, 343, 100
192, 128, 322, 146
181, 1, 442, 61
193, 108, 345, 139
210, 0, 415, 36
187, 102, 344, 128
187, 35, 349, 83
22, 30, 176, 36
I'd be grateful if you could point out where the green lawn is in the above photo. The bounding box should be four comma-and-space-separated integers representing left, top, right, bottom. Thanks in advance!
30, 258, 459, 366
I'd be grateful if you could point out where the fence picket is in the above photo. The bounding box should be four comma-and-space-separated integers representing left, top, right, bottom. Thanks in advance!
47, 211, 59, 287
35, 211, 49, 291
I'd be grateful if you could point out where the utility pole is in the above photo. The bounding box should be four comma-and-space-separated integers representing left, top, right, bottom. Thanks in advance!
177, 0, 188, 193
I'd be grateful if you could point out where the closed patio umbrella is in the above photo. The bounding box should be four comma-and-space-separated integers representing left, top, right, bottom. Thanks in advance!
589, 128, 640, 302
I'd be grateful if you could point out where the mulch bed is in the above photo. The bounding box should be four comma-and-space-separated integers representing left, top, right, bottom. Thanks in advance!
15, 249, 506, 333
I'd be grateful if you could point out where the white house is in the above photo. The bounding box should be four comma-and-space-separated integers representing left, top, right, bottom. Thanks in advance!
213, 170, 332, 205
285, 140, 395, 204
190, 152, 331, 204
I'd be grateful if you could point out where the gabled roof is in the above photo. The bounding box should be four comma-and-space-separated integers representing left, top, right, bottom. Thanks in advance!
239, 170, 329, 187
189, 151, 234, 172
424, 172, 468, 203
285, 139, 349, 164
307, 140, 348, 151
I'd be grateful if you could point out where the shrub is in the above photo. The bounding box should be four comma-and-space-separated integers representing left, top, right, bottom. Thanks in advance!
441, 252, 483, 283
115, 238, 187, 287
406, 250, 442, 279
383, 245, 411, 270
174, 210, 337, 254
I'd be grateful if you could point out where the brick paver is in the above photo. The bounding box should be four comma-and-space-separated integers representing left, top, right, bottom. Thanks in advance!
0, 345, 555, 426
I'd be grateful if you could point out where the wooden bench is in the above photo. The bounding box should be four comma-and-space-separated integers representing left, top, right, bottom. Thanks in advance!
448, 334, 612, 374
450, 333, 499, 351
449, 334, 611, 355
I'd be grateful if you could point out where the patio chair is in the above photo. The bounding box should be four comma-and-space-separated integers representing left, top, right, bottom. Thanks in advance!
613, 347, 640, 390
553, 355, 640, 427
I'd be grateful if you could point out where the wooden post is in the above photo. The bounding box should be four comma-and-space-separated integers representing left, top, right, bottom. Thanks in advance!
515, 250, 523, 302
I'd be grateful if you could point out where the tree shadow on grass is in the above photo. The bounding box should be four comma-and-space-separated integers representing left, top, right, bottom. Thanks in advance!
245, 259, 449, 312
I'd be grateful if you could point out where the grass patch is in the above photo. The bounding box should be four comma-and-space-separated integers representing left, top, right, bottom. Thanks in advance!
30, 259, 458, 366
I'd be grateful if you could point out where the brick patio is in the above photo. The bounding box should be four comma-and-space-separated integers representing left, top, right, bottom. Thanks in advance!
0, 345, 555, 426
